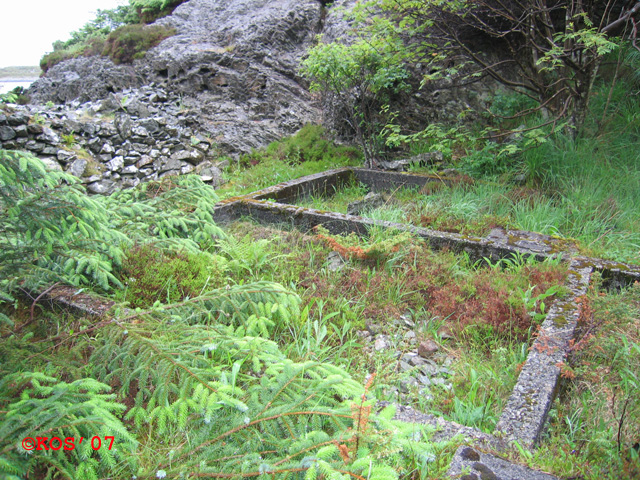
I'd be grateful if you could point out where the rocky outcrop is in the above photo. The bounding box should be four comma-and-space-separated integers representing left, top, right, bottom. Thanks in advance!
29, 0, 324, 156
27, 0, 498, 159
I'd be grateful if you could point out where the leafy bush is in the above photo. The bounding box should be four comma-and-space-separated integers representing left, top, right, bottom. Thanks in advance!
301, 15, 411, 166
102, 24, 176, 64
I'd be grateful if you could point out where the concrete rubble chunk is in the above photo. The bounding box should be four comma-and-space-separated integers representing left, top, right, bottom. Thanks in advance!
347, 192, 384, 216
378, 152, 444, 171
197, 165, 222, 186
326, 251, 345, 272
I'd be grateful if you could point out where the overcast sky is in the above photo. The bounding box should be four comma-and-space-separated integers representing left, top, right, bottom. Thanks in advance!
0, 0, 128, 69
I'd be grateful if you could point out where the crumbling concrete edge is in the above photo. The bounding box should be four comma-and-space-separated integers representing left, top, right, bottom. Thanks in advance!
494, 259, 593, 448
447, 445, 559, 480
581, 256, 640, 288
217, 199, 560, 263
229, 167, 455, 205
36, 285, 117, 318
388, 403, 506, 451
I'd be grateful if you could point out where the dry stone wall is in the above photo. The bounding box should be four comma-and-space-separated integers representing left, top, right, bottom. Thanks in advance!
0, 86, 224, 194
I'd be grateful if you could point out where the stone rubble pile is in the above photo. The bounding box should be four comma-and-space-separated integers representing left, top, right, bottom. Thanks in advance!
358, 312, 455, 402
0, 85, 224, 194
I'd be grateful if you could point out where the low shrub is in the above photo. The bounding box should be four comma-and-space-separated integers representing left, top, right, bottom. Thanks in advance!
239, 124, 362, 168
40, 50, 74, 73
264, 124, 358, 164
102, 24, 176, 64
40, 36, 108, 73
39, 0, 181, 73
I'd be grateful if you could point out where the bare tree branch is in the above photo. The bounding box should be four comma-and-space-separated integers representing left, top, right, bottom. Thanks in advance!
602, 1, 640, 34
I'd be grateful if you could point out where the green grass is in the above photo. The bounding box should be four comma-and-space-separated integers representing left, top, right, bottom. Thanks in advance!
220, 221, 568, 433
295, 175, 638, 262
387, 81, 640, 263
216, 125, 363, 197
299, 180, 368, 213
